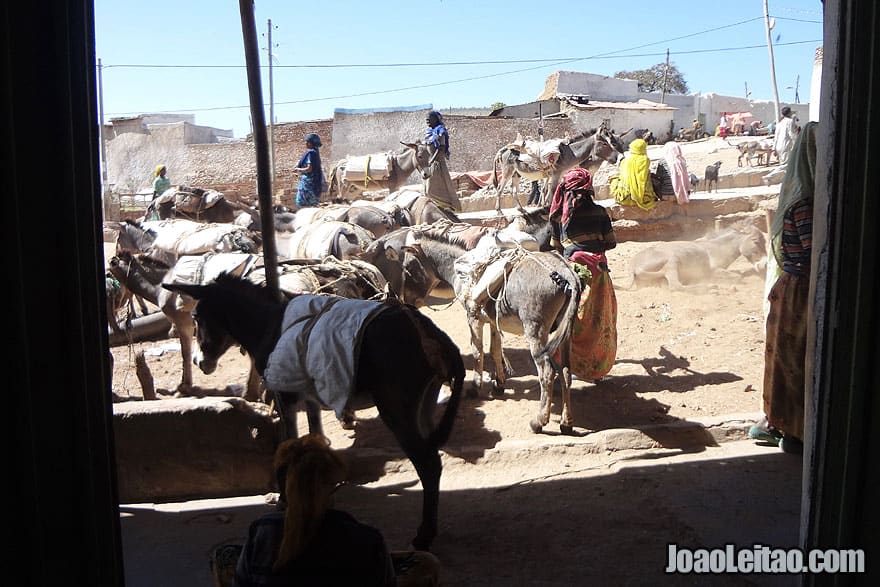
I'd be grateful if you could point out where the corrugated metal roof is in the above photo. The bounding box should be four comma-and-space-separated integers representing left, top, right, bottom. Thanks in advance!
562, 97, 677, 111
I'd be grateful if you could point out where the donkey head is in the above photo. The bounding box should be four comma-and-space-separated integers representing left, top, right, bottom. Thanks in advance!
161, 278, 248, 375
401, 141, 434, 180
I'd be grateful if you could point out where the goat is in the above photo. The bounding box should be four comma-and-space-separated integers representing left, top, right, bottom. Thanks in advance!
735, 141, 761, 167
704, 161, 722, 193
689, 173, 699, 193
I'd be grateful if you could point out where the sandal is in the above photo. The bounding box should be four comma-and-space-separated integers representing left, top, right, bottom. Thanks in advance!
748, 417, 782, 445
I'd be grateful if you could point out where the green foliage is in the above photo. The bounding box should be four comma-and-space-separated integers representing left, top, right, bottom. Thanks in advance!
614, 63, 689, 94
489, 101, 507, 111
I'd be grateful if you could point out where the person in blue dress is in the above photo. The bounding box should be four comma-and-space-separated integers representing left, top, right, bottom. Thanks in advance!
294, 133, 325, 207
423, 111, 460, 211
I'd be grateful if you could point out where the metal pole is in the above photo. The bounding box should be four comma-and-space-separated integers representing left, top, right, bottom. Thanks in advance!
660, 48, 670, 103
239, 0, 280, 298
97, 58, 109, 202
538, 103, 544, 141
267, 19, 276, 194
764, 0, 782, 123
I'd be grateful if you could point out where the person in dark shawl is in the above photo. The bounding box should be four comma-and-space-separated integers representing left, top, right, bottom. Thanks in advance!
294, 133, 325, 208
549, 168, 618, 381
423, 111, 461, 212
752, 121, 818, 455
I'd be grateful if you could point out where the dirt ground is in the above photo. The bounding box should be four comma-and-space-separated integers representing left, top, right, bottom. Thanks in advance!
110, 137, 780, 585
108, 133, 770, 449
109, 237, 766, 433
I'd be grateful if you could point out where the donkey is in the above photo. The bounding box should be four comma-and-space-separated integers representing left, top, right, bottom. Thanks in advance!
326, 142, 434, 200
276, 220, 375, 261
292, 204, 397, 237
490, 124, 625, 211
163, 273, 465, 550
114, 219, 261, 266
622, 224, 767, 290
362, 223, 582, 434
109, 251, 388, 398
146, 187, 261, 230
387, 191, 461, 225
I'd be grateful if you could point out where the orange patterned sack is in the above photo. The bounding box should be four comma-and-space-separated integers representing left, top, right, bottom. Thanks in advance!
569, 267, 617, 381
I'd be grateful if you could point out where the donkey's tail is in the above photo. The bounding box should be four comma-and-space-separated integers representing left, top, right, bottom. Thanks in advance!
429, 337, 464, 451
540, 262, 582, 362
408, 308, 465, 451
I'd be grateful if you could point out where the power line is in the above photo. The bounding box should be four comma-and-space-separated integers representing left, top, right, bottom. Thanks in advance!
103, 39, 822, 117
101, 15, 820, 71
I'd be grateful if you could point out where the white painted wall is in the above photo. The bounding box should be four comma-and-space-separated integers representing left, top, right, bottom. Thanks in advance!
552, 71, 640, 102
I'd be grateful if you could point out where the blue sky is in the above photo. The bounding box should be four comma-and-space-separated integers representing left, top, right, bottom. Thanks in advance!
94, 1, 823, 138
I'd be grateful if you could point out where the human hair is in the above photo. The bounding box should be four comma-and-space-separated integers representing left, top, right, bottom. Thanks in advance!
304, 133, 322, 148
781, 106, 792, 117
273, 434, 347, 571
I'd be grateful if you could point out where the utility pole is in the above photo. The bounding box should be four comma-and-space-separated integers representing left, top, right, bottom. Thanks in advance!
660, 49, 670, 103
239, 0, 279, 298
266, 19, 277, 194
538, 103, 544, 141
97, 58, 109, 205
763, 0, 782, 123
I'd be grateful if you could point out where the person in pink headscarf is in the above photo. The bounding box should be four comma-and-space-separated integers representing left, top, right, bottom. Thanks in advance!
549, 168, 617, 382
549, 168, 616, 262
652, 141, 692, 205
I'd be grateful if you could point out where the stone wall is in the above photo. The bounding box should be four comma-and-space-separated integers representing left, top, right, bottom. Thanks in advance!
114, 398, 278, 502
329, 108, 429, 164
445, 115, 574, 172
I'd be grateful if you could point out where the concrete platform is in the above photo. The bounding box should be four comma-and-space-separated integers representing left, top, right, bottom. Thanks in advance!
459, 182, 780, 243
120, 436, 802, 586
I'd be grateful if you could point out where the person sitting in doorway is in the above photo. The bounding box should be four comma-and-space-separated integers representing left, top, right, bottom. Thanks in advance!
231, 434, 441, 587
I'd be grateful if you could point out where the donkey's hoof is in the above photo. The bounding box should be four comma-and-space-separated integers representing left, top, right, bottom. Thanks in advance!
529, 419, 543, 434
490, 385, 505, 398
559, 424, 575, 435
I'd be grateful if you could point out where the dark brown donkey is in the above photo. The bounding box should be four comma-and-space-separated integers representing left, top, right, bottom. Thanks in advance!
164, 274, 465, 550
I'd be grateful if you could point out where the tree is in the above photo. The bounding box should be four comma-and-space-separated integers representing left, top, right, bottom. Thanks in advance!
614, 63, 689, 95
489, 101, 507, 111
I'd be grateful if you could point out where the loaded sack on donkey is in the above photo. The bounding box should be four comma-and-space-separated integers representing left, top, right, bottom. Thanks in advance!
341, 152, 394, 190
565, 252, 618, 382
154, 185, 225, 214
505, 134, 564, 174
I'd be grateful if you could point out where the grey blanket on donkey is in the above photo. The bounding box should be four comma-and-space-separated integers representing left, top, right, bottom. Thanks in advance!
263, 295, 388, 419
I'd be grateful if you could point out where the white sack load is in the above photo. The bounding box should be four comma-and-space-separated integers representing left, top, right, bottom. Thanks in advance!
342, 152, 393, 184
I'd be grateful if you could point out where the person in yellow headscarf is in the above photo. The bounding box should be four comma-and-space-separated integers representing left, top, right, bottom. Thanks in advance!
152, 164, 170, 199
610, 139, 656, 211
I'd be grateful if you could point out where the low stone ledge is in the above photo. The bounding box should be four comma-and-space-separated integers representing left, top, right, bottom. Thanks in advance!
114, 397, 279, 503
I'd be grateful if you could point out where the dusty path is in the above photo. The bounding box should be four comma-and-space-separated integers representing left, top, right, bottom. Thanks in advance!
110, 238, 768, 437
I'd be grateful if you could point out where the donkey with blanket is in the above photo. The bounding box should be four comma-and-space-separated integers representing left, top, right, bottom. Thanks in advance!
362, 221, 582, 434
163, 274, 464, 550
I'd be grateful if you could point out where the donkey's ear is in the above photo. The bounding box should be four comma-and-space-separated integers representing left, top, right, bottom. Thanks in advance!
400, 141, 418, 150
162, 282, 205, 299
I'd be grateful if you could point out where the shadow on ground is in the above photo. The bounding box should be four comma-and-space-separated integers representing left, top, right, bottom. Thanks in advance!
120, 445, 802, 587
